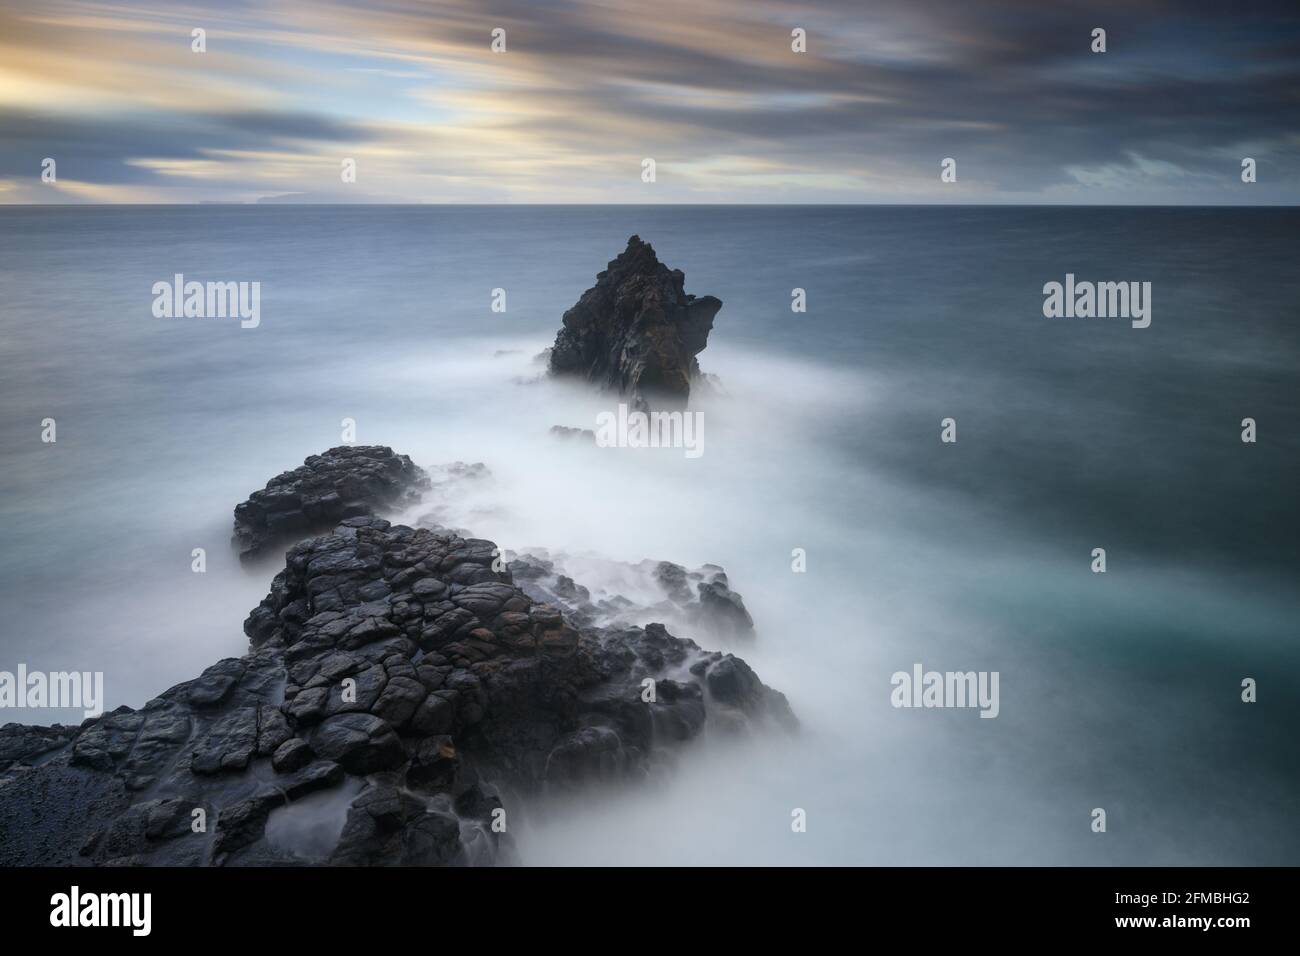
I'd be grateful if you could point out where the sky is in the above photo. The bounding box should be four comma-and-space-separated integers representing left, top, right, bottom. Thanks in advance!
1, 0, 1297, 204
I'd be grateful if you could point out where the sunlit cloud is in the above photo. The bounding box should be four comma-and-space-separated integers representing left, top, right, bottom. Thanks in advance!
1, 0, 1297, 203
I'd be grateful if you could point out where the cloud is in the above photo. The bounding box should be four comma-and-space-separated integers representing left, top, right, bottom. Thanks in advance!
1, 0, 1297, 203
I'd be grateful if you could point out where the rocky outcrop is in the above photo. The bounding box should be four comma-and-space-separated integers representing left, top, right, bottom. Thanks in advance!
0, 451, 792, 867
0, 723, 77, 773
244, 517, 790, 788
548, 425, 596, 444
548, 236, 722, 410
508, 551, 755, 641
233, 445, 428, 562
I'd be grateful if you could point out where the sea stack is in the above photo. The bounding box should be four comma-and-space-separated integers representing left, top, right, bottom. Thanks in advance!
547, 236, 722, 410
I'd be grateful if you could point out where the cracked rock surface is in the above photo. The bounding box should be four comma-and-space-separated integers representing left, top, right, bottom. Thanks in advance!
0, 447, 793, 866
233, 445, 428, 562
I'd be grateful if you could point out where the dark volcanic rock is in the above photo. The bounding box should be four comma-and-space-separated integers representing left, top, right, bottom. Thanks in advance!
233, 445, 429, 562
309, 714, 405, 774
0, 450, 792, 867
694, 570, 755, 638
271, 737, 313, 772
513, 553, 756, 642
549, 425, 596, 444
548, 236, 722, 410
0, 723, 77, 773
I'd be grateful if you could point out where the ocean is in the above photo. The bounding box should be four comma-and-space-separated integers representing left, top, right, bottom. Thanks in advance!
1, 204, 1296, 864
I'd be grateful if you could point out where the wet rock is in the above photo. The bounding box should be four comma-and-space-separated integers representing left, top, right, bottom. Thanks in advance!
280, 760, 345, 801
655, 561, 693, 604
233, 445, 429, 562
695, 573, 755, 638
214, 789, 284, 857
407, 736, 459, 791
545, 726, 627, 783
698, 654, 796, 730
271, 737, 313, 773
329, 785, 465, 866
0, 722, 76, 772
549, 425, 596, 443
191, 707, 260, 775
0, 448, 792, 868
143, 797, 196, 841
370, 675, 427, 728
256, 705, 293, 756
517, 553, 754, 641
187, 664, 241, 708
308, 714, 405, 775
548, 236, 722, 410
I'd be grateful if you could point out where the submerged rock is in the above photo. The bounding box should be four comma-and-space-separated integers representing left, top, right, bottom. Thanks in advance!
0, 450, 792, 867
233, 445, 428, 562
549, 425, 596, 444
548, 236, 722, 410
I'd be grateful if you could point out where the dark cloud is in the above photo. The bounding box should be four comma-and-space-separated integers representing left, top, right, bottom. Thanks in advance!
1, 0, 1296, 201
0, 108, 376, 184
405, 0, 1300, 193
